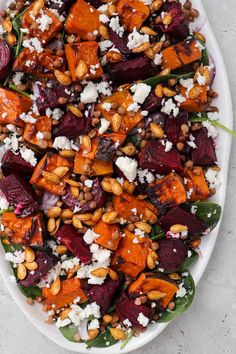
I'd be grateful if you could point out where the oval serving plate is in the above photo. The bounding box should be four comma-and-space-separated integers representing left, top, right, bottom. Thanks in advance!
0, 0, 233, 353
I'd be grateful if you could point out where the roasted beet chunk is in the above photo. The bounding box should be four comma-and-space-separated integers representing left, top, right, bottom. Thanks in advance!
159, 206, 208, 237
108, 28, 131, 55
108, 55, 154, 85
46, 0, 71, 13
142, 91, 162, 114
165, 111, 189, 145
158, 2, 189, 40
36, 81, 75, 114
0, 174, 38, 217
139, 140, 183, 174
52, 111, 88, 139
1, 150, 34, 178
191, 127, 217, 167
96, 137, 116, 162
157, 239, 188, 272
86, 277, 121, 314
55, 224, 92, 264
20, 251, 56, 287
116, 292, 154, 330
0, 40, 12, 81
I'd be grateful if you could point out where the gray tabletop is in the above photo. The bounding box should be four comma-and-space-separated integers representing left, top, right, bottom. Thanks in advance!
1, 1, 236, 353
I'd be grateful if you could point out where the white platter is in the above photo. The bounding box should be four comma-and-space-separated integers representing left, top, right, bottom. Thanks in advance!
0, 0, 233, 353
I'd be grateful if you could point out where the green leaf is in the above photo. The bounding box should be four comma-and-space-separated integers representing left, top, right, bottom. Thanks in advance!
18, 284, 42, 299
179, 251, 199, 271
86, 328, 118, 348
189, 115, 236, 138
8, 84, 31, 98
0, 207, 14, 215
143, 72, 194, 87
150, 224, 166, 240
12, 9, 26, 58
120, 329, 134, 350
156, 273, 195, 322
183, 201, 221, 230
59, 325, 78, 342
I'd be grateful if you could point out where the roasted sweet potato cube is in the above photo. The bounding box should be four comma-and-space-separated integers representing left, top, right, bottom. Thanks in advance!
65, 42, 103, 81
13, 48, 65, 78
112, 229, 151, 278
179, 84, 208, 112
30, 153, 72, 195
42, 278, 87, 310
147, 173, 187, 208
184, 167, 211, 201
21, 2, 63, 44
112, 192, 158, 222
93, 220, 122, 251
0, 88, 32, 126
117, 0, 150, 31
128, 272, 178, 309
98, 91, 143, 134
2, 212, 43, 246
161, 39, 202, 70
65, 0, 100, 40
74, 152, 113, 176
23, 116, 52, 150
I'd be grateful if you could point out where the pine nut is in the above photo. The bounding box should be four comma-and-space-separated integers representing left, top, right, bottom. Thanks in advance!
112, 113, 122, 132
155, 84, 163, 98
24, 247, 35, 263
64, 179, 80, 187
163, 87, 176, 97
170, 224, 188, 233
111, 179, 123, 195
132, 42, 150, 53
81, 135, 91, 152
60, 308, 71, 320
141, 26, 157, 36
72, 215, 83, 229
75, 213, 92, 221
24, 261, 38, 271
107, 50, 123, 63
53, 167, 69, 178
59, 150, 76, 158
147, 290, 167, 300
134, 221, 151, 233
75, 60, 88, 80
101, 180, 112, 192
150, 122, 164, 138
144, 47, 154, 60
68, 104, 83, 117
54, 70, 72, 85
153, 41, 163, 54
47, 218, 56, 233
42, 171, 60, 185
2, 17, 12, 32
143, 208, 157, 224
99, 24, 109, 39
32, 0, 44, 16
50, 277, 61, 296
47, 206, 62, 218
109, 268, 118, 280
168, 273, 181, 280
55, 245, 68, 255
91, 208, 103, 223
91, 267, 108, 277
61, 209, 73, 219
110, 328, 126, 340
121, 144, 136, 156
147, 253, 156, 269
103, 314, 113, 324
189, 85, 202, 99
162, 12, 173, 25
151, 0, 164, 12
102, 211, 118, 224
17, 263, 27, 280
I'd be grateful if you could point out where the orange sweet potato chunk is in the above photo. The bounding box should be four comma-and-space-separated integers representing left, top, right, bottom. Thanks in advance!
184, 167, 211, 201
117, 0, 150, 31
65, 42, 103, 81
179, 84, 208, 112
0, 88, 32, 126
65, 0, 100, 40
2, 212, 43, 246
162, 39, 202, 70
113, 192, 158, 222
148, 173, 187, 207
21, 2, 63, 44
74, 152, 113, 176
128, 272, 178, 309
13, 48, 65, 78
42, 278, 87, 310
112, 230, 151, 277
23, 116, 52, 150
93, 220, 122, 251
98, 91, 143, 134
30, 153, 72, 195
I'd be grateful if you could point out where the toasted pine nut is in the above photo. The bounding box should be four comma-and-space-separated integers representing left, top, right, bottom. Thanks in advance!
32, 0, 44, 16
75, 213, 92, 221
75, 60, 88, 80
24, 261, 38, 271
121, 144, 136, 156
2, 17, 12, 32
153, 41, 163, 54
67, 265, 81, 279
102, 211, 118, 224
59, 150, 76, 158
141, 26, 157, 36
107, 50, 123, 63
144, 47, 154, 60
132, 42, 150, 53
53, 166, 69, 178
55, 245, 68, 255
60, 308, 71, 320
151, 0, 163, 12
143, 208, 157, 224
99, 23, 109, 39
111, 179, 123, 195
189, 85, 202, 99
68, 104, 83, 118
47, 206, 62, 219
147, 253, 156, 269
155, 84, 163, 98
50, 277, 61, 296
47, 218, 56, 233
163, 87, 176, 97
61, 209, 73, 219
17, 263, 27, 280
54, 70, 72, 85
103, 314, 113, 324
109, 268, 118, 280
64, 179, 80, 187
91, 267, 108, 277
108, 4, 116, 15
170, 224, 188, 233
168, 273, 181, 280
150, 122, 164, 138
71, 186, 79, 198
24, 247, 35, 263
110, 328, 126, 340
42, 171, 60, 185
81, 135, 91, 152
91, 208, 103, 223
134, 221, 151, 233
147, 290, 167, 301
112, 113, 122, 132
72, 215, 83, 229
194, 31, 206, 43
162, 12, 173, 25
101, 180, 112, 193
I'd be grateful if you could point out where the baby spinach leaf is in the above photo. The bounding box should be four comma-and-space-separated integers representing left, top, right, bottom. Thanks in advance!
179, 251, 199, 271
86, 328, 118, 348
8, 84, 31, 98
190, 115, 236, 138
12, 9, 26, 58
157, 273, 195, 323
183, 201, 221, 230
143, 72, 194, 87
150, 224, 166, 240
18, 284, 42, 299
59, 325, 78, 342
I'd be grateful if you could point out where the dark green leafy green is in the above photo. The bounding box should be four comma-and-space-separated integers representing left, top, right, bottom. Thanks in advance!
18, 284, 42, 299
190, 115, 236, 138
157, 273, 195, 322
86, 327, 118, 348
59, 325, 78, 342
179, 251, 199, 271
150, 224, 166, 240
9, 84, 31, 98
143, 72, 194, 87
0, 207, 14, 215
183, 201, 221, 230
12, 9, 26, 58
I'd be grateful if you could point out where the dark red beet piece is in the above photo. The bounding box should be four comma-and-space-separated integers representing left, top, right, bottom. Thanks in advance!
96, 137, 116, 162
165, 111, 189, 145
139, 140, 183, 174
0, 174, 38, 217
0, 39, 12, 81
142, 91, 162, 113
116, 292, 154, 330
46, 0, 72, 13
159, 206, 208, 237
55, 224, 92, 264
1, 150, 34, 178
86, 277, 121, 314
20, 251, 56, 287
191, 127, 217, 167
108, 28, 131, 55
157, 239, 188, 272
52, 111, 89, 139
158, 2, 189, 40
36, 81, 75, 114
108, 55, 154, 85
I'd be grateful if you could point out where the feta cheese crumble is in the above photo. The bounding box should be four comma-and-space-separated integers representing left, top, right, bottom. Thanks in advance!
115, 156, 138, 182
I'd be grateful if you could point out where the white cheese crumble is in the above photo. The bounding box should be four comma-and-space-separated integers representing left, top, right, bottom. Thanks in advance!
80, 82, 98, 104
115, 156, 138, 182
131, 83, 151, 104
20, 146, 37, 166
98, 118, 110, 134
154, 53, 163, 66
12, 72, 24, 86
53, 136, 71, 150
0, 196, 9, 210
127, 29, 149, 50
83, 229, 100, 244
36, 10, 53, 32
109, 16, 124, 37
137, 312, 149, 327
23, 37, 43, 53
202, 121, 218, 139
137, 169, 155, 184
176, 283, 187, 298
161, 98, 179, 117
205, 168, 220, 189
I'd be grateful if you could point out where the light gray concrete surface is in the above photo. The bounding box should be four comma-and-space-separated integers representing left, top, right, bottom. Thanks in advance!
1, 1, 236, 354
